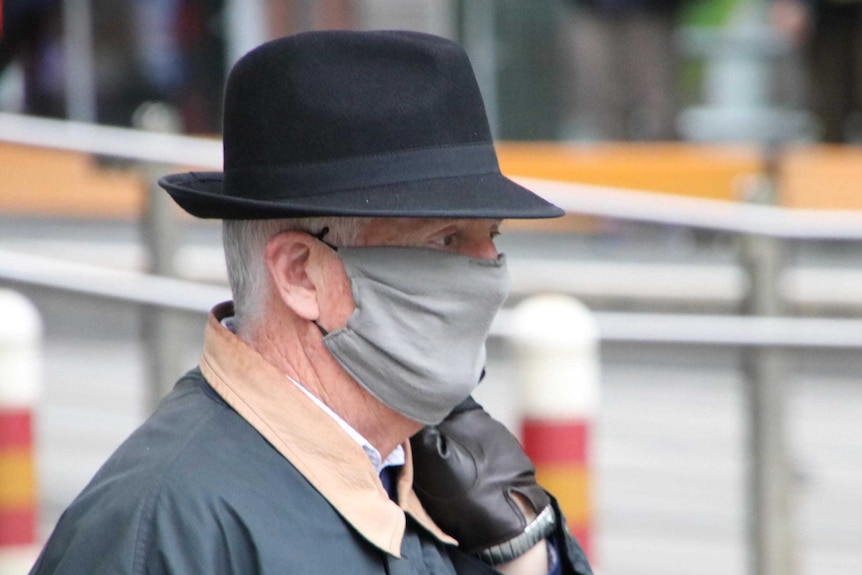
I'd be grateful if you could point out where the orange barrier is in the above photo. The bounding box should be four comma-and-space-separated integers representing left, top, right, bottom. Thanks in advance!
496, 142, 766, 233
497, 142, 765, 201
0, 142, 144, 218
778, 145, 862, 211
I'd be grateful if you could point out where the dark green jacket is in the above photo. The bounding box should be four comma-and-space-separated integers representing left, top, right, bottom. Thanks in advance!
31, 372, 588, 574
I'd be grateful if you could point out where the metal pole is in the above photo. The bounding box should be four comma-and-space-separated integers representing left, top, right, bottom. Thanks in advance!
134, 103, 186, 411
739, 171, 796, 575
223, 0, 268, 68
63, 0, 97, 122
140, 177, 184, 410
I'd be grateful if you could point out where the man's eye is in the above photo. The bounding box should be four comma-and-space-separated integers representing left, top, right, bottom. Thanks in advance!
431, 234, 455, 247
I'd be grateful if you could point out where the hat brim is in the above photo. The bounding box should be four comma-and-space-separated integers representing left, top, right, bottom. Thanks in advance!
159, 171, 564, 220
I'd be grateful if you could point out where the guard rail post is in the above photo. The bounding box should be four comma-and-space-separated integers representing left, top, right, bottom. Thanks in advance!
0, 290, 42, 573
509, 295, 600, 561
739, 171, 796, 575
135, 102, 186, 411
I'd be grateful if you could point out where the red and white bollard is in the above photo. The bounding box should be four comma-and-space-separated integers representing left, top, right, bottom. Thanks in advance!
0, 290, 42, 573
510, 295, 600, 561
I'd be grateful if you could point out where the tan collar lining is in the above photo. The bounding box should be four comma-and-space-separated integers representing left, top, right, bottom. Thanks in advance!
198, 303, 456, 556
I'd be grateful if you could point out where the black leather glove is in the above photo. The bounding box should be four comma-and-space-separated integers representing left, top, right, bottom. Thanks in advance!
410, 397, 554, 564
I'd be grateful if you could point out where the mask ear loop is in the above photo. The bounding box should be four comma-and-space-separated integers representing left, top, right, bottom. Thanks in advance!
314, 322, 329, 336
312, 227, 338, 251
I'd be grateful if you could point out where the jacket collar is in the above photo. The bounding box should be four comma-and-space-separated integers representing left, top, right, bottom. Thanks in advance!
198, 301, 456, 557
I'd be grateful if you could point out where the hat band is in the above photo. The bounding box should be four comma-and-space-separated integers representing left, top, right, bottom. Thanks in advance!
224, 143, 501, 199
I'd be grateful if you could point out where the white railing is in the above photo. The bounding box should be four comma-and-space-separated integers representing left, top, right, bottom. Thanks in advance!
4, 247, 862, 350
0, 248, 228, 315
517, 176, 862, 241
0, 112, 222, 167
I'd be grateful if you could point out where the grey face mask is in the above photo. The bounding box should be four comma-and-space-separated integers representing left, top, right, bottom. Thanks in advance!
320, 246, 510, 425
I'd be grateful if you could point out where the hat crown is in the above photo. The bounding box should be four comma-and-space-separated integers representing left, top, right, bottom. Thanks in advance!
158, 30, 563, 220
223, 30, 492, 171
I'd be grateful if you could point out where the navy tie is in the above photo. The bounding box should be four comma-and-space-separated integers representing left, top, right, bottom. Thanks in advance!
379, 466, 401, 502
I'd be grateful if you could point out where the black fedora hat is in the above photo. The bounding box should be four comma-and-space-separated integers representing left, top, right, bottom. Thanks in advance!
159, 30, 563, 219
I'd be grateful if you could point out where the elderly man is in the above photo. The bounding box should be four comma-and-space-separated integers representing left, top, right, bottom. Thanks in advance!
30, 31, 591, 575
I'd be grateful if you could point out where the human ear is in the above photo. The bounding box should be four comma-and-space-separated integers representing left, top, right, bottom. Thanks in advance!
264, 231, 320, 321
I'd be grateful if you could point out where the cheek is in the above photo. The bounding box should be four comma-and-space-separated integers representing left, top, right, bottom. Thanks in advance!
322, 260, 356, 329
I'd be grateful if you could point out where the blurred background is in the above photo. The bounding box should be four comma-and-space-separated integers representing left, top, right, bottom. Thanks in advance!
1, 1, 861, 574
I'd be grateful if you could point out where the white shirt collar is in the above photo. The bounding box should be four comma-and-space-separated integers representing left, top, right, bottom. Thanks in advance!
287, 374, 405, 474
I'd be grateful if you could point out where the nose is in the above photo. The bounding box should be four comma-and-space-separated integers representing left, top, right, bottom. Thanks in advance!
460, 237, 499, 260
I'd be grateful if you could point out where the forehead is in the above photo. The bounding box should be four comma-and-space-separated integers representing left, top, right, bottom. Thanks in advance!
357, 217, 500, 245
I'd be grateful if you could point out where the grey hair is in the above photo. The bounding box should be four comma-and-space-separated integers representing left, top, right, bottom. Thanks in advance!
222, 217, 368, 333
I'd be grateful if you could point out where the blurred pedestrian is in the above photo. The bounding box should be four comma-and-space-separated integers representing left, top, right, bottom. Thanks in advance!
28, 30, 592, 575
561, 0, 691, 141
771, 0, 862, 142
0, 0, 64, 117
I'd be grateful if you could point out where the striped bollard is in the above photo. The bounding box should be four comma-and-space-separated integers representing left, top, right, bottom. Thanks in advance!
510, 295, 600, 561
0, 290, 42, 573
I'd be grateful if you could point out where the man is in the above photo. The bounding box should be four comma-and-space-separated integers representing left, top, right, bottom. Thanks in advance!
561, 0, 689, 141
30, 30, 592, 575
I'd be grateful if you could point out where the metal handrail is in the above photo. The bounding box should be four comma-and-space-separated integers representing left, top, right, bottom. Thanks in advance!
0, 248, 228, 314
556, 311, 862, 349
513, 176, 862, 241
0, 112, 221, 168
3, 247, 862, 349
